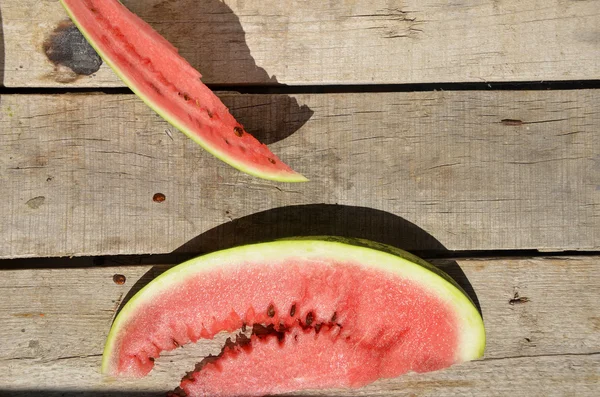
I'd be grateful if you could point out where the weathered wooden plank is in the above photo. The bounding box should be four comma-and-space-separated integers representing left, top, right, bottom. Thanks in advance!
0, 257, 598, 394
1, 355, 597, 396
1, 0, 599, 87
1, 90, 599, 258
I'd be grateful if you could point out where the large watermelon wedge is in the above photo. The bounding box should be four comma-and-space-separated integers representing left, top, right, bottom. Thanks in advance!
59, 0, 307, 182
102, 238, 485, 396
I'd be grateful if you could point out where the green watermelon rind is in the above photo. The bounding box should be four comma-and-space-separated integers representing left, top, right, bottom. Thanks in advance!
282, 236, 479, 307
59, 0, 308, 183
101, 238, 485, 376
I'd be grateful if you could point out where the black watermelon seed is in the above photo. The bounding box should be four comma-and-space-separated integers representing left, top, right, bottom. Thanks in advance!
305, 312, 314, 326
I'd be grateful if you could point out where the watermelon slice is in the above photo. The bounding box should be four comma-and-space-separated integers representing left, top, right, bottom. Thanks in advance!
102, 238, 485, 396
59, 0, 307, 182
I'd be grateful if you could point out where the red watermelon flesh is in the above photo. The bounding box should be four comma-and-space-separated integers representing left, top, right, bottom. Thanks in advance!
59, 0, 307, 182
102, 239, 485, 396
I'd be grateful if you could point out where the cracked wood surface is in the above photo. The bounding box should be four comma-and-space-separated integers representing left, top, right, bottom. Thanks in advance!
1, 0, 599, 86
1, 90, 599, 258
0, 257, 599, 395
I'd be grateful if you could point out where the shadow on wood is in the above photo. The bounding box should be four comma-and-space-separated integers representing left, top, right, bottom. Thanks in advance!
125, 0, 313, 144
174, 204, 449, 254
115, 205, 482, 322
130, 0, 277, 85
220, 94, 314, 145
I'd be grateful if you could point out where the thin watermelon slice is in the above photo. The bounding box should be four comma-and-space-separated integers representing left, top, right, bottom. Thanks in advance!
102, 238, 485, 396
59, 0, 307, 182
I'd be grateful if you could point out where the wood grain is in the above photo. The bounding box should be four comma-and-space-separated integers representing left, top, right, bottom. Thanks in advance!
1, 0, 599, 87
1, 90, 599, 258
0, 257, 598, 395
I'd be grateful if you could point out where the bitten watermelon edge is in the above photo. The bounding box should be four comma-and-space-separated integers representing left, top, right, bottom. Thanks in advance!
102, 238, 485, 396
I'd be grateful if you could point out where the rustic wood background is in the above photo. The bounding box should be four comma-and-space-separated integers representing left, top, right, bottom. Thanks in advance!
0, 0, 599, 395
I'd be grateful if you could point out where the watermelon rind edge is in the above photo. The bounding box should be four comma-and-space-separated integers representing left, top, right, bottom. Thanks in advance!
58, 0, 308, 183
101, 237, 485, 376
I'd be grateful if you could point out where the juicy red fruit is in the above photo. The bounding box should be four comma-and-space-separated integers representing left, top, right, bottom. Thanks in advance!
59, 0, 307, 182
100, 240, 485, 396
113, 262, 459, 393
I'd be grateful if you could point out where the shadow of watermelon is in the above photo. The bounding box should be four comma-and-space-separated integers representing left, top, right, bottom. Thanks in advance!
219, 93, 314, 145
125, 0, 313, 144
174, 204, 450, 255
115, 205, 482, 323
131, 0, 281, 86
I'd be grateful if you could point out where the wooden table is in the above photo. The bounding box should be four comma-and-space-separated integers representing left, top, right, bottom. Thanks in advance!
1, 0, 599, 395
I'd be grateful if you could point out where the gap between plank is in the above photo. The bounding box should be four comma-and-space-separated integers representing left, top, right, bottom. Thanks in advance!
1, 80, 599, 96
1, 250, 599, 269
